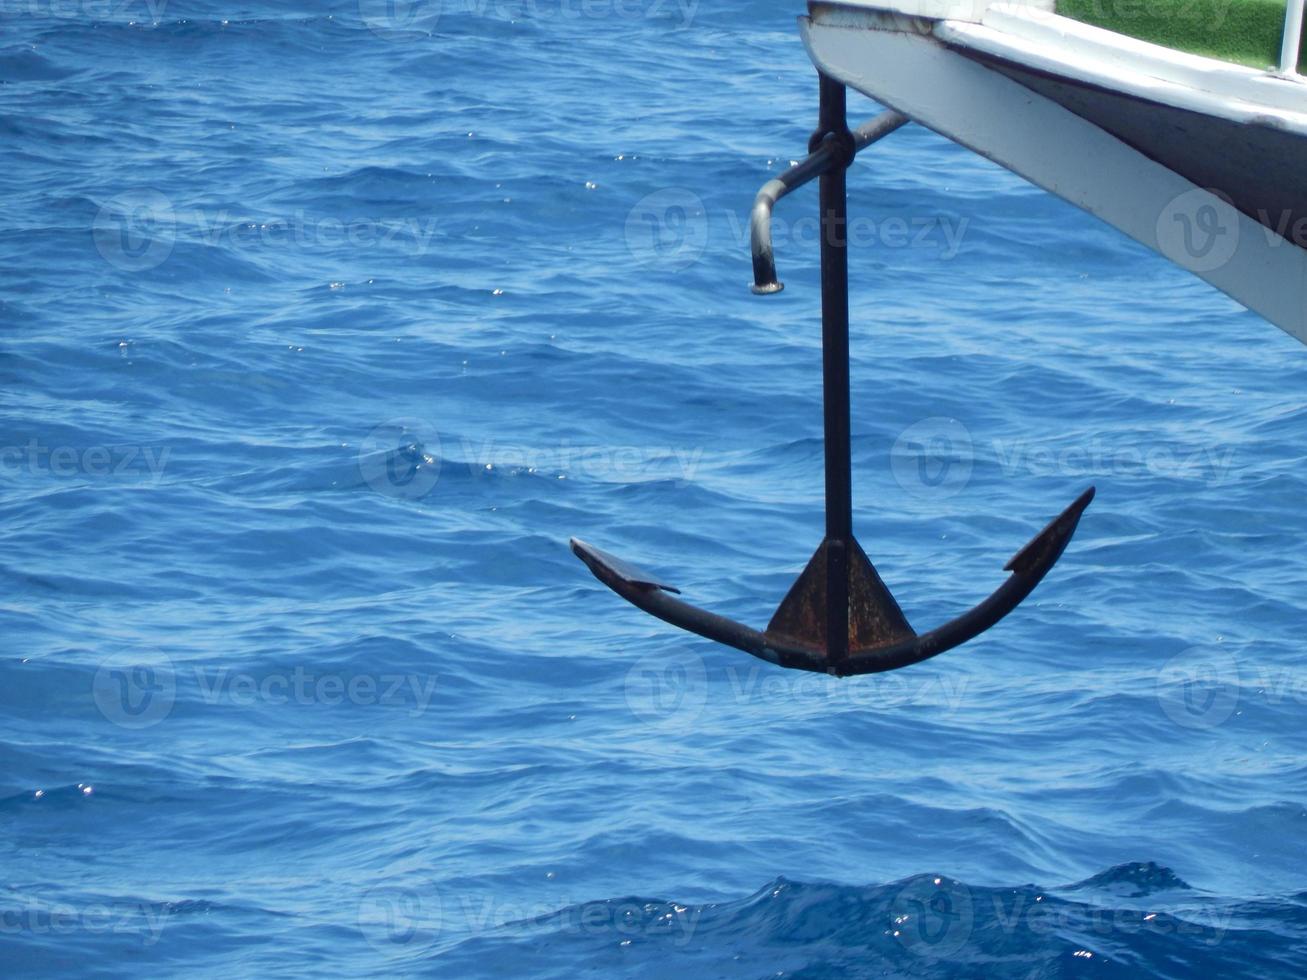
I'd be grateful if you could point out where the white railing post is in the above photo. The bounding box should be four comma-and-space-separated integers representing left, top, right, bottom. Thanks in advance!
1281, 0, 1305, 74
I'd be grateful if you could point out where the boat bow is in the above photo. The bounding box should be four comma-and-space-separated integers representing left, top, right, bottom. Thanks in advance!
802, 0, 1307, 345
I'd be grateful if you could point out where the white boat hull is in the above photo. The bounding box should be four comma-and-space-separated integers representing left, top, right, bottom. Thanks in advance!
801, 6, 1307, 345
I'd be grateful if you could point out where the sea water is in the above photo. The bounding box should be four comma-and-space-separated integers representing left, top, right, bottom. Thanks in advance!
1, 2, 1305, 976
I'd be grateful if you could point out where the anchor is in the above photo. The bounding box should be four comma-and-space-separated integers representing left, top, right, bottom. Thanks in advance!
571, 74, 1093, 676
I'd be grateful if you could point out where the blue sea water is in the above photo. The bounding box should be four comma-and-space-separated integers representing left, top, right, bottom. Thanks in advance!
2, 0, 1306, 976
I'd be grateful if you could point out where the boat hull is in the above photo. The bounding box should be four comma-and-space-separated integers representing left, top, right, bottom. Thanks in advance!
801, 5, 1307, 344
971, 53, 1307, 250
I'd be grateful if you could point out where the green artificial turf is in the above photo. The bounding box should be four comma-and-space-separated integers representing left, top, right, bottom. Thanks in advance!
1056, 0, 1306, 71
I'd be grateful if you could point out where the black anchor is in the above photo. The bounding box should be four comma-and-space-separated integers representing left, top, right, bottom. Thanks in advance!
572, 74, 1093, 676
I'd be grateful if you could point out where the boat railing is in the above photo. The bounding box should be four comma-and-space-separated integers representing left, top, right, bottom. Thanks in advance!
1282, 0, 1305, 74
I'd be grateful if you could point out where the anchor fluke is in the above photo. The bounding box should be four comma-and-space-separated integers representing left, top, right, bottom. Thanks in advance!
1005, 485, 1095, 574
570, 540, 681, 594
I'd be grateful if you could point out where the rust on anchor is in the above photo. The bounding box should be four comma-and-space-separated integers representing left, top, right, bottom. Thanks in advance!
764, 536, 916, 660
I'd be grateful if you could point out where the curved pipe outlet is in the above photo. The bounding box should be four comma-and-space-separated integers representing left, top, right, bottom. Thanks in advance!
750, 110, 909, 294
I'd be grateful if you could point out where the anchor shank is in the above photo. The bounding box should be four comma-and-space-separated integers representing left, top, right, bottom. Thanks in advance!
817, 72, 854, 665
